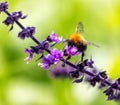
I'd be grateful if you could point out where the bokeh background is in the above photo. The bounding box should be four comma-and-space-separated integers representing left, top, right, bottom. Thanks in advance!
0, 0, 120, 105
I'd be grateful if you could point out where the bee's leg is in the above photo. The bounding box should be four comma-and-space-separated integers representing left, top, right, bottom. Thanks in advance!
66, 55, 71, 60
77, 52, 85, 64
81, 52, 84, 61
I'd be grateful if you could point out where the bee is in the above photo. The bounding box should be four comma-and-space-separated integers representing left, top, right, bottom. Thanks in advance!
66, 22, 99, 61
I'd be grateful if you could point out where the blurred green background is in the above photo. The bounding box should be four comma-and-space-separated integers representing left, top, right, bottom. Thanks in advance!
0, 0, 120, 105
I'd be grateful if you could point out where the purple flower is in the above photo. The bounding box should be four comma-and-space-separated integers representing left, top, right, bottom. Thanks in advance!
51, 48, 63, 63
47, 31, 63, 43
24, 49, 34, 64
12, 11, 27, 20
24, 45, 45, 62
24, 42, 50, 63
41, 40, 49, 49
82, 57, 94, 68
104, 84, 120, 101
104, 87, 116, 100
0, 2, 8, 12
64, 45, 80, 56
99, 71, 108, 79
38, 48, 63, 69
30, 41, 49, 54
3, 16, 14, 26
18, 27, 35, 39
38, 54, 55, 69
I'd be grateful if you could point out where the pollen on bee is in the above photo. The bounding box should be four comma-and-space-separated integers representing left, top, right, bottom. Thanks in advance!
69, 33, 86, 44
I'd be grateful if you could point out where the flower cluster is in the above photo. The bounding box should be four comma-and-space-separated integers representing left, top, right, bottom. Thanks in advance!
18, 26, 35, 39
1, 1, 120, 102
38, 48, 63, 69
3, 11, 27, 31
3, 11, 26, 25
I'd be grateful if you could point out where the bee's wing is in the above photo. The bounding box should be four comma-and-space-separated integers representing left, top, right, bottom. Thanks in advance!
75, 22, 84, 34
87, 41, 100, 48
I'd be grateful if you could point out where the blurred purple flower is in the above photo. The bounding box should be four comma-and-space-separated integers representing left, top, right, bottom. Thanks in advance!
69, 70, 80, 78
0, 2, 8, 12
50, 65, 72, 78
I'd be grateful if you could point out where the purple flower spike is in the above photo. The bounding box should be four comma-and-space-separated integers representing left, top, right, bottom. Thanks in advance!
24, 48, 33, 64
2, 3, 120, 101
0, 2, 8, 12
47, 31, 63, 43
18, 27, 35, 39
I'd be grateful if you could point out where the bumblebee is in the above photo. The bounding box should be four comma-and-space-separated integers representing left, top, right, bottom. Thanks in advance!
67, 22, 99, 61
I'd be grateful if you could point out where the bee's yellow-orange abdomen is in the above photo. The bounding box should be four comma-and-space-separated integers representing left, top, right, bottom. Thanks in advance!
69, 33, 86, 45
